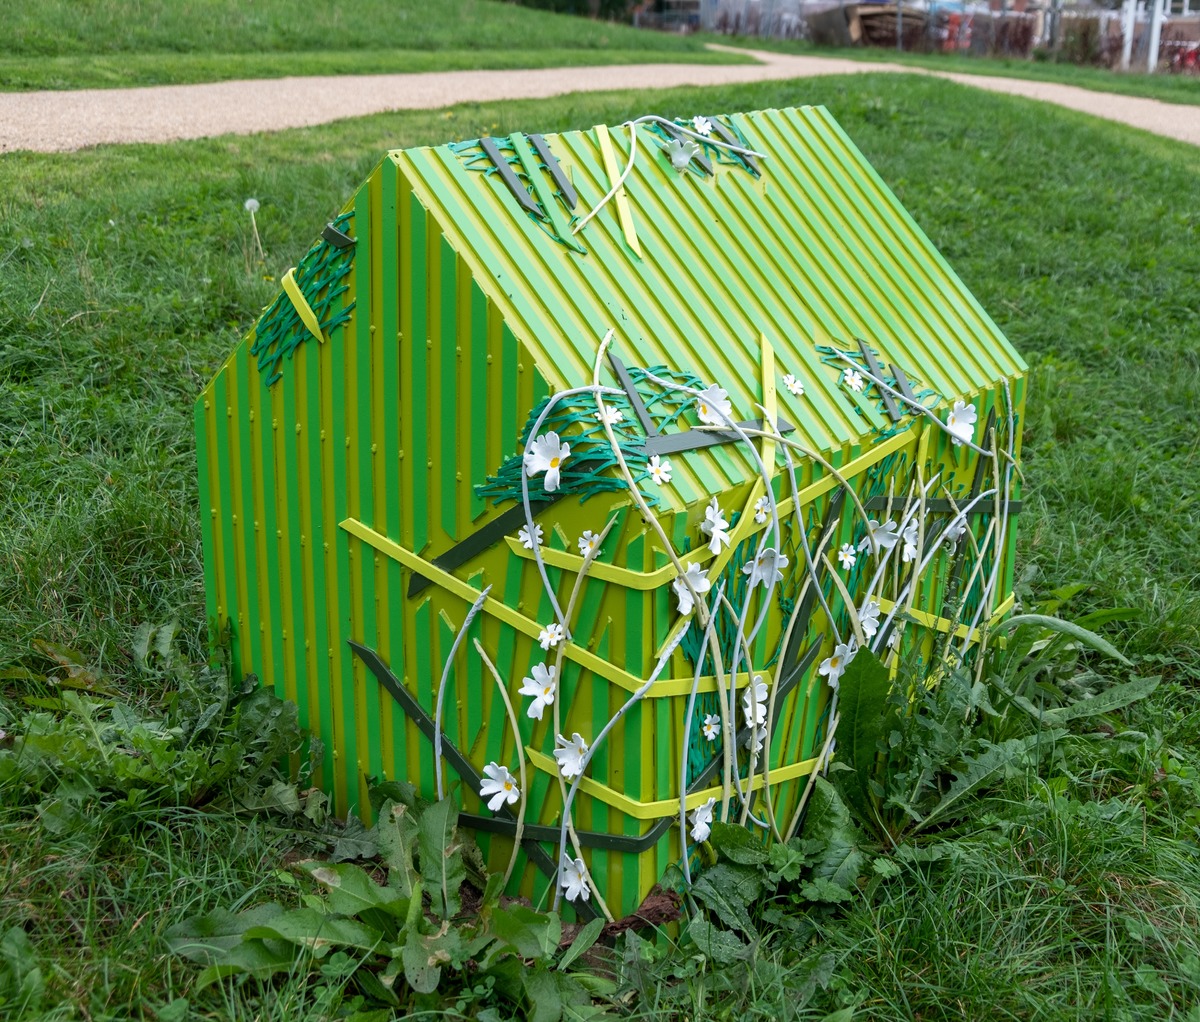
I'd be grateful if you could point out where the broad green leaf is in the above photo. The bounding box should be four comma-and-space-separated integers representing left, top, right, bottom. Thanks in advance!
799, 877, 853, 903
376, 799, 420, 898
1040, 675, 1160, 724
244, 908, 385, 956
401, 929, 441, 994
523, 967, 591, 1022
830, 649, 894, 830
708, 822, 770, 865
804, 778, 866, 889
195, 938, 297, 987
914, 736, 1040, 834
417, 798, 464, 919
689, 864, 759, 935
819, 1009, 856, 1022
685, 917, 750, 965
992, 614, 1131, 665
557, 917, 604, 972
165, 904, 286, 962
331, 814, 378, 862
491, 904, 560, 960
303, 861, 409, 920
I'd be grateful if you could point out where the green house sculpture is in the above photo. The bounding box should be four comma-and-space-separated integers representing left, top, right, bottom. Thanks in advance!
196, 105, 1026, 920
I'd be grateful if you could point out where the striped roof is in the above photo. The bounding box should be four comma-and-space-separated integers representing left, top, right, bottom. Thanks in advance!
395, 105, 1026, 510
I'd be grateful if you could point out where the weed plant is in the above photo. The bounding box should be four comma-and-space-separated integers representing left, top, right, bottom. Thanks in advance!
1, 74, 1198, 1020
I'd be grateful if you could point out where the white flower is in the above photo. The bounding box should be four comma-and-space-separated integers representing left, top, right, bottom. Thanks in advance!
244, 197, 260, 213
944, 517, 967, 545
694, 385, 732, 427
518, 663, 556, 720
524, 432, 571, 493
554, 732, 589, 779
859, 599, 881, 640
647, 454, 673, 485
517, 522, 543, 550
743, 547, 788, 588
743, 726, 768, 754
577, 530, 601, 558
700, 498, 730, 556
844, 369, 865, 392
946, 399, 977, 447
819, 642, 857, 690
593, 405, 623, 426
560, 854, 591, 903
692, 115, 713, 137
672, 561, 711, 616
782, 373, 804, 397
538, 622, 564, 650
901, 520, 919, 563
689, 796, 717, 843
887, 629, 902, 649
665, 137, 700, 172
858, 519, 900, 555
701, 713, 720, 741
837, 543, 857, 570
479, 762, 520, 812
753, 495, 768, 525
741, 677, 769, 726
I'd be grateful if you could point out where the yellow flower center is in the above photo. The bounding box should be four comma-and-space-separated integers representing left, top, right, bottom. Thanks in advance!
543, 685, 552, 697
830, 656, 842, 670
504, 781, 513, 792
550, 457, 560, 468
699, 402, 708, 417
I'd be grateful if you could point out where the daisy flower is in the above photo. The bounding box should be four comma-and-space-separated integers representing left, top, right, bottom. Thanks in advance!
672, 562, 712, 616
753, 495, 769, 525
479, 762, 520, 812
524, 432, 570, 492
517, 522, 543, 550
819, 641, 857, 690
844, 369, 865, 392
692, 115, 713, 137
559, 854, 591, 903
553, 732, 589, 779
538, 622, 564, 650
694, 384, 732, 427
689, 796, 716, 843
577, 530, 601, 558
946, 399, 977, 446
517, 663, 556, 720
837, 543, 857, 570
701, 713, 720, 741
647, 454, 673, 485
743, 547, 788, 588
782, 373, 804, 397
859, 599, 881, 640
593, 405, 624, 426
700, 497, 731, 556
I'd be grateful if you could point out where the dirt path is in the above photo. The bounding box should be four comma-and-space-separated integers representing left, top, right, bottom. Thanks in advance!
2, 46, 1198, 153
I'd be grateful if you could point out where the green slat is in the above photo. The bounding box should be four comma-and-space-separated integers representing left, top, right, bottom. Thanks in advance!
194, 398, 218, 657
469, 283, 488, 520
234, 353, 262, 682
303, 330, 336, 785
211, 372, 242, 684
413, 599, 434, 788
329, 315, 363, 812
354, 184, 381, 784
408, 191, 429, 553
500, 323, 519, 461
622, 534, 643, 915
280, 372, 312, 769
439, 235, 459, 540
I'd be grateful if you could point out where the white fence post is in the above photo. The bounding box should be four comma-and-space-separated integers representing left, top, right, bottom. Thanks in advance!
1147, 0, 1164, 71
1121, 0, 1136, 68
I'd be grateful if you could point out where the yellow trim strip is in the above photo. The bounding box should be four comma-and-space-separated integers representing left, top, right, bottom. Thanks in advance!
339, 515, 769, 698
595, 124, 641, 258
526, 748, 822, 820
281, 267, 325, 345
501, 427, 917, 591
879, 592, 1016, 642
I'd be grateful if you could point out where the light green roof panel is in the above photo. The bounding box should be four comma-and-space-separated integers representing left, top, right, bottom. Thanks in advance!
396, 105, 1025, 507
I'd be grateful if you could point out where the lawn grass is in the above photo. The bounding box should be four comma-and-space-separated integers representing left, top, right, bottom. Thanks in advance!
0, 0, 742, 92
705, 34, 1200, 106
1, 73, 1198, 1020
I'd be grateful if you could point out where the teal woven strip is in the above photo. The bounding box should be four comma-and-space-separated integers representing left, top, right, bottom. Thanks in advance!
250, 210, 356, 387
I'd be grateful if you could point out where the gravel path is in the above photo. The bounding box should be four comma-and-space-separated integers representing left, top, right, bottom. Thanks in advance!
2, 46, 1197, 153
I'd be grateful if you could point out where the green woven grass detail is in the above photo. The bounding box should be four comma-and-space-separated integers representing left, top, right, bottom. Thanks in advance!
814, 341, 940, 427
643, 116, 758, 176
475, 364, 702, 507
249, 210, 355, 386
